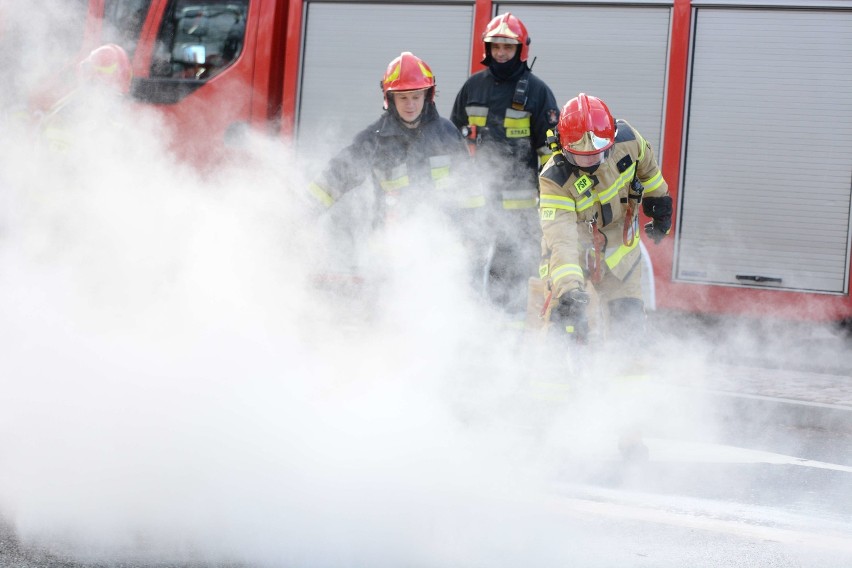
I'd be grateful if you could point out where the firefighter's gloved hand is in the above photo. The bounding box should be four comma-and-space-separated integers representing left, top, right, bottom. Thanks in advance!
644, 220, 670, 244
553, 288, 590, 342
642, 195, 673, 245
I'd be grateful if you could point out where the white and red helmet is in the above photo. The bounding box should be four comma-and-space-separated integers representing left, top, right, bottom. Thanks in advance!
481, 13, 530, 64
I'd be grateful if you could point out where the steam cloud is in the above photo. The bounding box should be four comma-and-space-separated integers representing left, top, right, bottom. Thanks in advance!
1, 3, 850, 567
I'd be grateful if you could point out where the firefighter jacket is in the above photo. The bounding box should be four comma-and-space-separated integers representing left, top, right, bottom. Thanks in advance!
37, 88, 126, 154
538, 120, 668, 298
450, 64, 559, 211
308, 102, 483, 224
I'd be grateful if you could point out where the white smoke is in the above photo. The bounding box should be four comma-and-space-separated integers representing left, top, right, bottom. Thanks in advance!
0, 3, 850, 568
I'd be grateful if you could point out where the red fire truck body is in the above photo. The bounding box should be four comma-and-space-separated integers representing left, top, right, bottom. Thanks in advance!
67, 0, 852, 323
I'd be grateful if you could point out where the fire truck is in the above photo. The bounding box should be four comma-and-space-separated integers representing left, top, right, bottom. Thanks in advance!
47, 0, 852, 324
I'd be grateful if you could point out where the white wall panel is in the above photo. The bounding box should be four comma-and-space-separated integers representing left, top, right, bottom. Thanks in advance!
297, 2, 473, 150
676, 8, 852, 293
499, 3, 671, 157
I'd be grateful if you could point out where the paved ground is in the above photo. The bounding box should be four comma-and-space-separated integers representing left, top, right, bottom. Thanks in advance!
647, 310, 852, 435
2, 310, 850, 567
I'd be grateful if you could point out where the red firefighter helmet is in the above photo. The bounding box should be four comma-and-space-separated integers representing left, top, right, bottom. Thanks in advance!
481, 13, 530, 63
557, 93, 616, 157
381, 51, 436, 109
77, 43, 133, 95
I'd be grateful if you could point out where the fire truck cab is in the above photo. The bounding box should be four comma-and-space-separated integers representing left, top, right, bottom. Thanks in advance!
56, 0, 852, 324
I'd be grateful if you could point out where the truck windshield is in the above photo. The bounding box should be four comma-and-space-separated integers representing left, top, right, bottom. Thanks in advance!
103, 0, 153, 57
150, 0, 249, 80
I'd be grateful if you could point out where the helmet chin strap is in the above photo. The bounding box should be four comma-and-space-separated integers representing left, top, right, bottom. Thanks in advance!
398, 114, 422, 128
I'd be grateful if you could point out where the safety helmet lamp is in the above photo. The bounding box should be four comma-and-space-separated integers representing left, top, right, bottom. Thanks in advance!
381, 52, 436, 109
482, 13, 530, 62
558, 93, 616, 157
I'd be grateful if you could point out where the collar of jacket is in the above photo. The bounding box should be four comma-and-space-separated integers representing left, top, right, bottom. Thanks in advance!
487, 60, 528, 83
379, 102, 438, 136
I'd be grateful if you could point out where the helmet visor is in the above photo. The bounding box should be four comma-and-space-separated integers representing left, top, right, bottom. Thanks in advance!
564, 130, 613, 155
562, 149, 606, 169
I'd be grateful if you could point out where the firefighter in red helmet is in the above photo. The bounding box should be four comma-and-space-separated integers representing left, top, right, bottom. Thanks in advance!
38, 43, 133, 153
450, 13, 560, 323
307, 51, 482, 229
76, 43, 133, 95
538, 93, 671, 343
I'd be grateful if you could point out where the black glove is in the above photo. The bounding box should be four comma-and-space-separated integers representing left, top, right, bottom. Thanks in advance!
642, 195, 672, 244
644, 220, 670, 244
553, 288, 590, 342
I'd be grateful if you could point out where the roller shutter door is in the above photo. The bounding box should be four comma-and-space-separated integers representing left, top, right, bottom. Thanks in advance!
676, 7, 852, 294
297, 2, 473, 149
499, 3, 671, 157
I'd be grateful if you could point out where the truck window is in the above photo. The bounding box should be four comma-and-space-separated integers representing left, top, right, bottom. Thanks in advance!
150, 0, 248, 80
102, 0, 153, 57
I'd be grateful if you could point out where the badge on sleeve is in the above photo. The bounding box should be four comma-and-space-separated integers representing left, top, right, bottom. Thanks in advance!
547, 108, 559, 126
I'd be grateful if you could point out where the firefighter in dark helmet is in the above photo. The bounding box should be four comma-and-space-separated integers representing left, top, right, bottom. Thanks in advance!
450, 13, 560, 322
538, 93, 671, 344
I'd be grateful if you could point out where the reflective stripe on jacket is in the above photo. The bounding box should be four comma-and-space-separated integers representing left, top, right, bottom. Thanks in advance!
308, 103, 483, 220
450, 65, 559, 210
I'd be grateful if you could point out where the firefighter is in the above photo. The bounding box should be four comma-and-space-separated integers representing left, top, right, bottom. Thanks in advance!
307, 51, 483, 233
538, 93, 671, 344
450, 13, 560, 321
38, 43, 133, 153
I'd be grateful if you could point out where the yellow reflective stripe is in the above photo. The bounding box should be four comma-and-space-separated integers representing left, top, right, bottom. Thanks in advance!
551, 263, 584, 285
460, 195, 486, 208
380, 176, 409, 191
576, 193, 596, 212
504, 116, 530, 129
637, 131, 647, 161
431, 165, 450, 180
465, 105, 488, 127
503, 198, 537, 209
597, 164, 636, 204
308, 182, 334, 207
605, 237, 639, 269
94, 62, 119, 75
537, 145, 555, 166
386, 62, 401, 83
502, 189, 536, 209
641, 170, 664, 193
539, 194, 576, 211
504, 114, 531, 138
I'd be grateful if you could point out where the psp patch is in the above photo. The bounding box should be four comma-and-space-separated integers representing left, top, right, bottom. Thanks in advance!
540, 207, 556, 221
